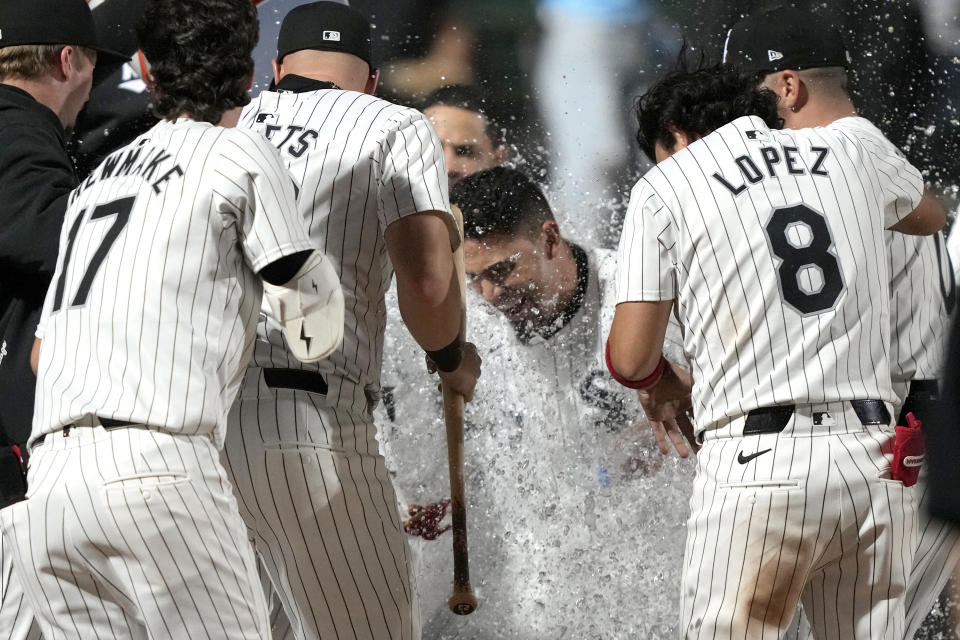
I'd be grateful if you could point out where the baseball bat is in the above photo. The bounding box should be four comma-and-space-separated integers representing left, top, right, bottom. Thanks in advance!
443, 204, 478, 615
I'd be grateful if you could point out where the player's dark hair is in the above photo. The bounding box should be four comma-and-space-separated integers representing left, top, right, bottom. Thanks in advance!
136, 0, 258, 124
451, 167, 554, 240
635, 60, 782, 162
423, 84, 505, 147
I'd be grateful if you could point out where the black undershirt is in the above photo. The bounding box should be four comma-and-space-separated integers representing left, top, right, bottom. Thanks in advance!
274, 75, 341, 94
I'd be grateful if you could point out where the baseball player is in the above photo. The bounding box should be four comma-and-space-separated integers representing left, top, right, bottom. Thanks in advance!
421, 84, 509, 187
607, 61, 943, 639
0, 0, 123, 637
222, 3, 481, 639
0, 0, 344, 637
722, 8, 960, 638
379, 166, 693, 637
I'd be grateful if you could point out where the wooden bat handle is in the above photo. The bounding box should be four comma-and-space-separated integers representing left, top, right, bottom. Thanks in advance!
443, 385, 477, 615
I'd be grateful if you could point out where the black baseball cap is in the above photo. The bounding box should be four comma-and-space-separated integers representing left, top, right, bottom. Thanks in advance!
0, 0, 126, 63
722, 5, 849, 76
277, 1, 373, 68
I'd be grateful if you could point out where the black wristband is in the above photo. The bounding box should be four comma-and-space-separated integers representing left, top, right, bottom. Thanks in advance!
426, 336, 464, 372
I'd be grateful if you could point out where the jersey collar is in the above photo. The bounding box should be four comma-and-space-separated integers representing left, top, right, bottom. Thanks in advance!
274, 74, 342, 94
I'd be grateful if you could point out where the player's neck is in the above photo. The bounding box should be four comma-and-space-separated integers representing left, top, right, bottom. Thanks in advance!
535, 241, 583, 328
277, 69, 366, 93
1, 77, 69, 129
783, 98, 858, 129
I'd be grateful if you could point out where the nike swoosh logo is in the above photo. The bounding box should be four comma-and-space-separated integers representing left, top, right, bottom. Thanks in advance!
737, 448, 772, 464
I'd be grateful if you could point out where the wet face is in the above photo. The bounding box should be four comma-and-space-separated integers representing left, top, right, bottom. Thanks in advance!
463, 233, 553, 328
425, 105, 503, 186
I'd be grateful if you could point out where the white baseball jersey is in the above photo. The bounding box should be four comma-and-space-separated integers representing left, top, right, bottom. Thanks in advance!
240, 82, 453, 409
32, 118, 312, 448
616, 115, 923, 432
379, 246, 692, 637
225, 80, 452, 640
888, 230, 954, 386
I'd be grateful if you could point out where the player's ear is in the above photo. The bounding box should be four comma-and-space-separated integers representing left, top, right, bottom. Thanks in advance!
669, 127, 693, 153
775, 70, 803, 111
272, 58, 282, 84
364, 67, 380, 96
541, 220, 561, 259
53, 45, 74, 81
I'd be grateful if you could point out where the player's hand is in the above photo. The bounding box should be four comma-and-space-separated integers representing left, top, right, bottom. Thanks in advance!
433, 342, 481, 402
637, 363, 698, 457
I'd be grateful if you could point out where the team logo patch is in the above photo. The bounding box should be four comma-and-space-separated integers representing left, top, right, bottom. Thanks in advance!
323, 30, 341, 42
812, 411, 835, 427
768, 49, 784, 62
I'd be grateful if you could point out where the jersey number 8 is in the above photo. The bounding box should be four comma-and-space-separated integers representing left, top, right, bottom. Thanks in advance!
765, 204, 844, 315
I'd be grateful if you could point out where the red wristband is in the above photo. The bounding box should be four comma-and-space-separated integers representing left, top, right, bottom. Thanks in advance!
605, 341, 667, 390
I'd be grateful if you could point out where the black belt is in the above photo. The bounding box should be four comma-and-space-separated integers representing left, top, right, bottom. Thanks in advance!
743, 400, 890, 435
263, 368, 328, 395
33, 417, 136, 447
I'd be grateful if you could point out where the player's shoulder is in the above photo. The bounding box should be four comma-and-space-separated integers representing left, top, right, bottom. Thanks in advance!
826, 116, 905, 157
214, 124, 288, 168
247, 87, 425, 131
220, 123, 278, 150
629, 167, 674, 216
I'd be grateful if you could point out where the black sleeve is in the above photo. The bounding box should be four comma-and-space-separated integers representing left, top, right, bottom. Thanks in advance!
0, 122, 77, 279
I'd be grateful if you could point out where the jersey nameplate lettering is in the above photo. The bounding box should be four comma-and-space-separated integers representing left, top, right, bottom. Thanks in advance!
712, 145, 831, 195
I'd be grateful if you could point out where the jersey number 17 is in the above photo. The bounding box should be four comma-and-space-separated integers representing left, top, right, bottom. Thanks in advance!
52, 195, 136, 312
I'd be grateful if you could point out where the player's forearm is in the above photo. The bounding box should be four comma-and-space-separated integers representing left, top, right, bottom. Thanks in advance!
607, 300, 674, 380
396, 266, 462, 350
890, 191, 946, 236
386, 211, 462, 350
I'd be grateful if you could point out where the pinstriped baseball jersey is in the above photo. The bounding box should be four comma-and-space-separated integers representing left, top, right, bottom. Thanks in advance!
239, 84, 452, 408
887, 230, 954, 386
861, 117, 956, 388
616, 115, 923, 432
31, 118, 313, 448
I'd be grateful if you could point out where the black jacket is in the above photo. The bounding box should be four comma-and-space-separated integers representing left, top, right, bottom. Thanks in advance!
0, 84, 77, 446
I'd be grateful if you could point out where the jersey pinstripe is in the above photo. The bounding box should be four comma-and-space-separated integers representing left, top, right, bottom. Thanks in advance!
616, 115, 923, 432
31, 118, 312, 448
887, 231, 953, 386
239, 87, 452, 409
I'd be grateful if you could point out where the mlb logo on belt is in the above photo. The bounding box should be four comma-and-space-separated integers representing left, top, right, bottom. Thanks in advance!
323, 30, 341, 41
768, 49, 783, 62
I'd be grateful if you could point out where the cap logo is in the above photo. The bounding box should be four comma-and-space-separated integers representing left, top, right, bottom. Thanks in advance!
768, 50, 784, 62
323, 30, 341, 42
